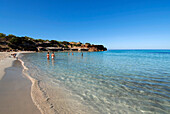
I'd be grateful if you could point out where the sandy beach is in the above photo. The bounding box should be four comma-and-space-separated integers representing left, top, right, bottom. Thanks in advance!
0, 51, 35, 80
0, 52, 40, 114
0, 52, 14, 80
0, 52, 94, 114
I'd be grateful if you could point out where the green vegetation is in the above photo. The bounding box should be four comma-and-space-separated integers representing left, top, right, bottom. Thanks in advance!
0, 33, 6, 38
0, 33, 107, 51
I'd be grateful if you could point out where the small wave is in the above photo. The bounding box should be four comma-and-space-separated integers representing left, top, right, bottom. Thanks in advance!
18, 58, 57, 114
19, 51, 170, 113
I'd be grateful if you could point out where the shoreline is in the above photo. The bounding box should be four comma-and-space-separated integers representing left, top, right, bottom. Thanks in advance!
0, 52, 14, 80
0, 51, 36, 80
19, 59, 57, 114
0, 51, 42, 114
0, 51, 96, 114
0, 53, 40, 114
0, 52, 56, 113
20, 53, 96, 114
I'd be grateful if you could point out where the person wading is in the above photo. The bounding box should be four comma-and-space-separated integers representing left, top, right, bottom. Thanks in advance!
47, 52, 50, 59
51, 52, 55, 59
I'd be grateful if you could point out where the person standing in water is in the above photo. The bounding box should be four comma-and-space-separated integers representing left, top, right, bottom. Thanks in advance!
47, 52, 50, 59
72, 52, 74, 55
51, 52, 55, 59
81, 53, 83, 57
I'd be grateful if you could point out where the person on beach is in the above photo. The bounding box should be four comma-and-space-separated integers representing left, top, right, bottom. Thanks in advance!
47, 52, 50, 59
14, 53, 17, 58
51, 52, 55, 59
11, 53, 17, 58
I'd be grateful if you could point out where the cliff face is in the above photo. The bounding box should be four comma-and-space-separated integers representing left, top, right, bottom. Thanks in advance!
0, 33, 107, 52
89, 45, 107, 51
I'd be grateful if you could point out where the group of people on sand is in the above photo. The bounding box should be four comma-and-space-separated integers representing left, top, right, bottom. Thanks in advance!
47, 52, 83, 59
11, 53, 17, 58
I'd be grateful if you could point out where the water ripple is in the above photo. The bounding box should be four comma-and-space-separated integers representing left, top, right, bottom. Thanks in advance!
21, 50, 170, 113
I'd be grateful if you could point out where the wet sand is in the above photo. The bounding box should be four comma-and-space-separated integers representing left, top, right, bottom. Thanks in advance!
0, 52, 95, 114
0, 60, 40, 114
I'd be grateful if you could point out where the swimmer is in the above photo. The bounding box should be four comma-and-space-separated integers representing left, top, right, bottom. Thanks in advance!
51, 52, 55, 59
47, 52, 50, 59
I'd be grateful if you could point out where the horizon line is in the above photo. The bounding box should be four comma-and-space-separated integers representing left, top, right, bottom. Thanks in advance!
108, 49, 170, 50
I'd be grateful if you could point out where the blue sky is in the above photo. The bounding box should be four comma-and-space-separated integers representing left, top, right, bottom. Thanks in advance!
0, 0, 170, 49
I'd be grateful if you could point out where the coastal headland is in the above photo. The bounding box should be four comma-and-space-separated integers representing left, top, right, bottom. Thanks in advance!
0, 33, 107, 52
0, 32, 105, 114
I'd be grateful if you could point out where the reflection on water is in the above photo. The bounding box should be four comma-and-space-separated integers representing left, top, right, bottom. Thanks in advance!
21, 50, 170, 113
47, 59, 50, 66
52, 59, 55, 66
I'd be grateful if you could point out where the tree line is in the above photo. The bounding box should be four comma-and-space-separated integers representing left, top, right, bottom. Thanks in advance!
0, 33, 92, 51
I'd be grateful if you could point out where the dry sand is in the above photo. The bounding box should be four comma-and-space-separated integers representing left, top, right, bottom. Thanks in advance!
0, 52, 14, 80
0, 51, 35, 80
0, 52, 40, 114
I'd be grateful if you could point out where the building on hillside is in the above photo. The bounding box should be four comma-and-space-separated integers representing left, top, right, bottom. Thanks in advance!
71, 48, 79, 51
63, 48, 70, 51
71, 48, 89, 51
80, 48, 89, 51
46, 47, 63, 51
37, 47, 47, 51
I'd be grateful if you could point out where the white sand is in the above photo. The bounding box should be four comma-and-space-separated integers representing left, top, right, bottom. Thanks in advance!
0, 52, 52, 114
0, 51, 35, 80
0, 51, 41, 114
0, 60, 40, 114
0, 52, 14, 80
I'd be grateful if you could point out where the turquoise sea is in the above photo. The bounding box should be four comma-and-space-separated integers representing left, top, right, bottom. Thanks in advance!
21, 50, 170, 113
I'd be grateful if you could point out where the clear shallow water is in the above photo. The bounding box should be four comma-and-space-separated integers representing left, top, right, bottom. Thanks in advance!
21, 50, 170, 114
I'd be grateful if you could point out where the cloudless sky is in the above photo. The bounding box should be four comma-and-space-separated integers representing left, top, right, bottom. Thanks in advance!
0, 0, 170, 49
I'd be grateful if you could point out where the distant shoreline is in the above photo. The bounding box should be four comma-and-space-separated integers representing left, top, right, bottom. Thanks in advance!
108, 49, 170, 50
0, 33, 107, 52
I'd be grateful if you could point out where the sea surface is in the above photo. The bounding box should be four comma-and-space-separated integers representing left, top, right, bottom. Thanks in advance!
21, 50, 170, 114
